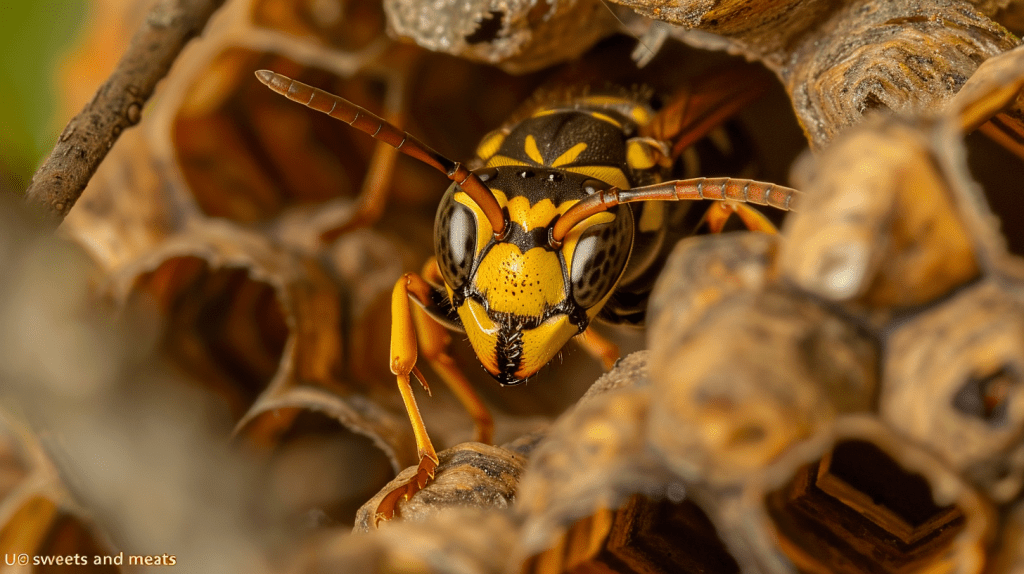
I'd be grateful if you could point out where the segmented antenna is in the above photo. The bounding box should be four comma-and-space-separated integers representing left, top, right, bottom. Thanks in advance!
254, 70, 507, 238
550, 177, 800, 245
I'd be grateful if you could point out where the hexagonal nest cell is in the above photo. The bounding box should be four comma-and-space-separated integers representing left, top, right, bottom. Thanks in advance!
10, 0, 1024, 572
129, 256, 289, 417
172, 50, 390, 223
766, 440, 967, 574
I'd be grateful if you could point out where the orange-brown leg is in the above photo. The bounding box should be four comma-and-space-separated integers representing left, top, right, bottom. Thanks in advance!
319, 142, 400, 242
699, 201, 779, 234
640, 64, 770, 159
574, 325, 620, 371
377, 271, 441, 526
319, 50, 419, 242
412, 259, 494, 444
377, 261, 495, 525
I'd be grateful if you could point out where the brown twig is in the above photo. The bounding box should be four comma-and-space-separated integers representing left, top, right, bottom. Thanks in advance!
23, 0, 227, 225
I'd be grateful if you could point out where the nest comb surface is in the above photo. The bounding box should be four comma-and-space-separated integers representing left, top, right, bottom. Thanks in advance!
0, 0, 591, 567
4, 0, 1024, 573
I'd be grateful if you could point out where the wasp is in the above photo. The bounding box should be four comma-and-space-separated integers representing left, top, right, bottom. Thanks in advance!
255, 65, 799, 524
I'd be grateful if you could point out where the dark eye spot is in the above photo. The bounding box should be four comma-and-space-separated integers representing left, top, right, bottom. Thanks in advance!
546, 172, 563, 182
519, 170, 535, 178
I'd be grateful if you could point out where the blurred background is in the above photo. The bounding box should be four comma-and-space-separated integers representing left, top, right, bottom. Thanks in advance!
0, 0, 88, 195
3, 1, 1024, 573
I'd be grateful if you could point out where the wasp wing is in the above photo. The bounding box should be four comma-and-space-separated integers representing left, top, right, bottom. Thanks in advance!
642, 63, 772, 161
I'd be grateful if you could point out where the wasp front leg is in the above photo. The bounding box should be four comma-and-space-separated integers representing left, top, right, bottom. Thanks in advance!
379, 271, 441, 526
413, 258, 494, 444
575, 326, 620, 371
378, 263, 494, 525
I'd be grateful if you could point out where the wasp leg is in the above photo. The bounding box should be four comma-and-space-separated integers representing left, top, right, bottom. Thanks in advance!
575, 326, 620, 371
641, 64, 770, 159
410, 262, 494, 445
700, 201, 779, 235
320, 143, 400, 242
731, 202, 779, 234
378, 272, 441, 526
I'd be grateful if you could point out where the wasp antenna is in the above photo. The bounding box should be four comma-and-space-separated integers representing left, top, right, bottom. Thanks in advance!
550, 187, 622, 245
254, 70, 507, 237
550, 177, 800, 243
444, 163, 508, 239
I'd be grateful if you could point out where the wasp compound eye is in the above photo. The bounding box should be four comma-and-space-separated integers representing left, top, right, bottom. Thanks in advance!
435, 185, 478, 290
569, 204, 634, 309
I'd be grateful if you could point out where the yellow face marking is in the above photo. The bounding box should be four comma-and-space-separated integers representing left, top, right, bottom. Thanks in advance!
564, 165, 630, 190
486, 155, 530, 169
458, 299, 499, 375
517, 315, 578, 378
551, 142, 588, 168
500, 194, 560, 230
476, 130, 506, 161
524, 135, 545, 165
626, 139, 657, 171
532, 108, 558, 118
473, 188, 576, 232
589, 111, 621, 128
473, 243, 565, 317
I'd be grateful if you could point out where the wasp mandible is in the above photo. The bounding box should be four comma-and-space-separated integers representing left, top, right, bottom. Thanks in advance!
255, 65, 800, 524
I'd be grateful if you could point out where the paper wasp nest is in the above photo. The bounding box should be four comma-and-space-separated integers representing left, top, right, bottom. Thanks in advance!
3, 0, 1024, 573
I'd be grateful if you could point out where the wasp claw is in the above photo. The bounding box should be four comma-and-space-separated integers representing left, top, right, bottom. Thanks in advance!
373, 454, 439, 527
411, 366, 431, 396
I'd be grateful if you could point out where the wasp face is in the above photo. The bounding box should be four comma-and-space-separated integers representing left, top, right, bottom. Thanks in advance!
435, 167, 634, 385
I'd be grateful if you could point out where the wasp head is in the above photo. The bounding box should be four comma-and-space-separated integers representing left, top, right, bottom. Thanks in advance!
435, 167, 634, 385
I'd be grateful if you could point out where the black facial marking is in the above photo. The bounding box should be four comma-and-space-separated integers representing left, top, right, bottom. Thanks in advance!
494, 319, 525, 386
503, 222, 556, 253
